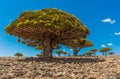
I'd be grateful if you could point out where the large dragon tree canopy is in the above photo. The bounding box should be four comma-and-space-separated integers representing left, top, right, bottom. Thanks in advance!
5, 8, 90, 57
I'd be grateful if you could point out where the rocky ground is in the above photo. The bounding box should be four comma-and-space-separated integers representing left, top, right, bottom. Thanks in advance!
0, 56, 120, 79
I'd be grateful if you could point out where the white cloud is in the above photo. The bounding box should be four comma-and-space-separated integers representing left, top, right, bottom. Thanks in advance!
101, 44, 106, 47
107, 43, 112, 46
102, 18, 111, 22
101, 43, 113, 47
114, 32, 120, 35
110, 20, 116, 24
101, 18, 116, 24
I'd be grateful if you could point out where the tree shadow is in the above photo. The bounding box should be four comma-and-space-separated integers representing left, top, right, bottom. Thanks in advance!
18, 56, 105, 64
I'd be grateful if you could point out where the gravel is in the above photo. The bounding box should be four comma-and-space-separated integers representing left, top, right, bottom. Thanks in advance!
0, 56, 120, 79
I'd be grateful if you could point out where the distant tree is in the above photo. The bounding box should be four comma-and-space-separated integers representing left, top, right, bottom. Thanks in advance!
84, 50, 97, 56
109, 52, 114, 55
74, 39, 93, 56
56, 50, 63, 56
84, 51, 92, 56
62, 51, 67, 56
100, 47, 111, 56
84, 52, 89, 56
36, 53, 43, 57
14, 52, 23, 59
66, 38, 93, 56
5, 8, 89, 58
90, 48, 97, 56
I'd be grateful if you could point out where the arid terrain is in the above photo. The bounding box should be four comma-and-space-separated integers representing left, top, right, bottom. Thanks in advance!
0, 56, 120, 79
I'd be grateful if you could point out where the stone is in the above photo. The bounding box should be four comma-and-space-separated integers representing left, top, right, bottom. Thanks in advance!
0, 56, 120, 79
2, 75, 12, 79
54, 72, 63, 77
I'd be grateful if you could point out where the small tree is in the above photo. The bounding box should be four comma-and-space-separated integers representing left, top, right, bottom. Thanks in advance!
84, 50, 96, 56
84, 51, 91, 56
100, 47, 111, 56
62, 51, 67, 56
56, 50, 63, 56
109, 52, 114, 55
67, 39, 93, 56
14, 52, 23, 59
36, 53, 43, 57
90, 48, 97, 56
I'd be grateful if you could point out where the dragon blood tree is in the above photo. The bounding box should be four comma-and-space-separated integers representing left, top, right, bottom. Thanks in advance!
65, 38, 93, 56
5, 8, 89, 58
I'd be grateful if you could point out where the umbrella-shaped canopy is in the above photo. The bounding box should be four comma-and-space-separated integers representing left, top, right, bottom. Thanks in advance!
5, 8, 90, 57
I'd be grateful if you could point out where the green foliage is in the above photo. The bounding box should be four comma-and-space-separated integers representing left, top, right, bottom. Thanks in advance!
100, 47, 111, 52
36, 53, 43, 57
36, 45, 44, 50
84, 49, 97, 56
6, 8, 89, 35
109, 52, 114, 55
5, 8, 90, 57
84, 51, 93, 56
14, 52, 23, 57
100, 47, 111, 56
90, 48, 97, 56
66, 38, 93, 49
62, 51, 67, 56
90, 48, 97, 52
56, 50, 63, 56
69, 38, 94, 56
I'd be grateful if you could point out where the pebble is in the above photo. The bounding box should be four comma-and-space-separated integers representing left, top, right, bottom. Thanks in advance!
0, 56, 119, 79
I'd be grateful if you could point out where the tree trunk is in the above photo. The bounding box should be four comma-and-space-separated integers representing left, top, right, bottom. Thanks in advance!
74, 48, 81, 56
74, 48, 77, 56
43, 38, 52, 58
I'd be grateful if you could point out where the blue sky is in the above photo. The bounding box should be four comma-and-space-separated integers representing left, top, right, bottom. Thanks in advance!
0, 0, 120, 56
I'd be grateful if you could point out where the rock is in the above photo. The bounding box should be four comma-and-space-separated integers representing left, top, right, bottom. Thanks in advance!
2, 75, 12, 79
54, 72, 63, 77
71, 73, 75, 77
116, 73, 120, 79
0, 56, 120, 78
7, 72, 14, 77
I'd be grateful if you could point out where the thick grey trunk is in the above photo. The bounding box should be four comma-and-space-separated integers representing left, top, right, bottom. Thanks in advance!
74, 49, 78, 56
43, 38, 52, 58
74, 48, 80, 56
